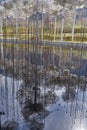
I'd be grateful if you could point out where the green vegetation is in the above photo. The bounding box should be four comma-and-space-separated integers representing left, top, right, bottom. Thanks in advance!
1, 24, 87, 42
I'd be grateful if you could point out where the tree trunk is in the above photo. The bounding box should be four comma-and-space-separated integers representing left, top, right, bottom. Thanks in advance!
72, 8, 76, 41
61, 8, 65, 42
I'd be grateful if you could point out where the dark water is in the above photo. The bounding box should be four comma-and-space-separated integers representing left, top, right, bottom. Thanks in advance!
0, 76, 87, 130
0, 46, 87, 130
71, 59, 87, 76
44, 87, 87, 130
1, 46, 87, 76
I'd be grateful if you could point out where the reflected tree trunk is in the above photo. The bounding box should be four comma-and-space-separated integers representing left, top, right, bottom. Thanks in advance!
59, 46, 62, 76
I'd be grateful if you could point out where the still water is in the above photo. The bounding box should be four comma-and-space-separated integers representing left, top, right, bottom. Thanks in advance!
44, 86, 87, 130
0, 75, 24, 128
0, 46, 87, 129
0, 74, 87, 130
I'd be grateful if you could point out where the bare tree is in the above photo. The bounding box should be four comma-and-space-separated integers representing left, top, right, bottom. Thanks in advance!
0, 6, 5, 62
53, 0, 86, 41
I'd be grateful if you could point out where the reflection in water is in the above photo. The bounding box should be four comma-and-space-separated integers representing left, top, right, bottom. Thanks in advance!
1, 74, 87, 130
43, 85, 87, 130
0, 46, 87, 130
0, 75, 23, 128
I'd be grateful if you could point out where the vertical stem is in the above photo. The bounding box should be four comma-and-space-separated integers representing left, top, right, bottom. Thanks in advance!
41, 0, 43, 41
16, 17, 19, 63
53, 46, 55, 66
70, 48, 72, 67
0, 116, 1, 130
16, 17, 18, 37
41, 13, 44, 41
0, 16, 2, 34
34, 0, 39, 104
59, 46, 62, 76
72, 8, 76, 41
0, 17, 4, 62
54, 16, 57, 41
36, 0, 39, 42
0, 113, 5, 130
61, 8, 65, 42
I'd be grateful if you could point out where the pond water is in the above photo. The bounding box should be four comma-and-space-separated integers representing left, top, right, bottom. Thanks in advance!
1, 45, 87, 76
0, 74, 87, 130
44, 87, 87, 130
0, 45, 87, 130
0, 75, 23, 124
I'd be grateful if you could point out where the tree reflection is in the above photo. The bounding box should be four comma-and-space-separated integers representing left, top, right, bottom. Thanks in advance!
62, 86, 76, 101
2, 121, 18, 130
